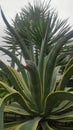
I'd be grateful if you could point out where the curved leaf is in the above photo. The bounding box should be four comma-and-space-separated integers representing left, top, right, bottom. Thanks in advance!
45, 91, 73, 115
0, 62, 39, 113
0, 82, 36, 114
57, 65, 73, 90
51, 101, 72, 114
44, 30, 73, 99
49, 111, 73, 120
0, 47, 29, 86
4, 105, 30, 116
5, 121, 24, 130
41, 122, 54, 130
0, 61, 31, 102
15, 117, 41, 130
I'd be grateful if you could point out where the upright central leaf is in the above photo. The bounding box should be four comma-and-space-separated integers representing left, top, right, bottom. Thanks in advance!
38, 13, 51, 90
23, 60, 42, 112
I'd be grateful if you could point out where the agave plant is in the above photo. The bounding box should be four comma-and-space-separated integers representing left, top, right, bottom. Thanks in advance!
0, 8, 73, 130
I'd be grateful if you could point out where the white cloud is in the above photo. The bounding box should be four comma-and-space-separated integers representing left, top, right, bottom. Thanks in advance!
0, 0, 73, 25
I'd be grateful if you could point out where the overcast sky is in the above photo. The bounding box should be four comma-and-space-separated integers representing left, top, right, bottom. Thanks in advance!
0, 0, 73, 62
0, 0, 73, 36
